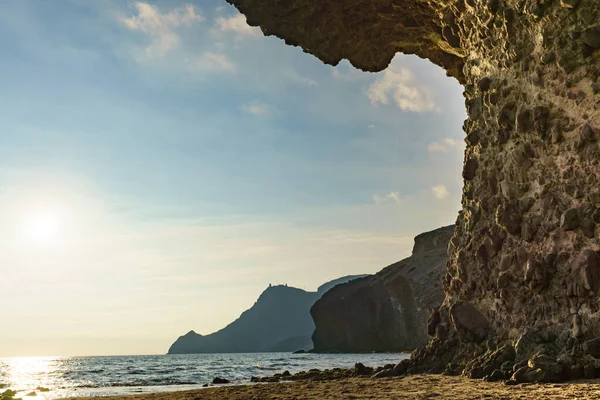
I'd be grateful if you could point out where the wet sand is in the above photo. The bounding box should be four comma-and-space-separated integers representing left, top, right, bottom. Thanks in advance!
70, 374, 600, 399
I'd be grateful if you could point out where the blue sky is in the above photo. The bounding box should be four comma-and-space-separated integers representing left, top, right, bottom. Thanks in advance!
0, 1, 465, 356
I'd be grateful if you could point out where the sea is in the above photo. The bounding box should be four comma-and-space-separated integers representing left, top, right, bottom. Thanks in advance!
0, 353, 410, 399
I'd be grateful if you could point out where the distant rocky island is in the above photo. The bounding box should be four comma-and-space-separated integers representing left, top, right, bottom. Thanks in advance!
167, 275, 366, 354
311, 225, 453, 353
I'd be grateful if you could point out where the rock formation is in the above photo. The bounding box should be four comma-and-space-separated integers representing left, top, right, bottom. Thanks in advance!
225, 0, 600, 382
168, 276, 366, 354
311, 225, 453, 353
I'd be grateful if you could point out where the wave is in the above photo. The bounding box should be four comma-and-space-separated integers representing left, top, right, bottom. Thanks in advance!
76, 384, 100, 389
151, 369, 180, 375
0, 352, 408, 395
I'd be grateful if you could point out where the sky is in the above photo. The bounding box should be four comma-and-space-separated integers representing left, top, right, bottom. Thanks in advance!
0, 0, 466, 357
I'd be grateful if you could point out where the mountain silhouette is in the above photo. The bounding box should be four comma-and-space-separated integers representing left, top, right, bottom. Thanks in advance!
168, 275, 366, 354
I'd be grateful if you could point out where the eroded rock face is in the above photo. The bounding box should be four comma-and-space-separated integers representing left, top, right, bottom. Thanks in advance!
226, 0, 465, 79
311, 274, 423, 353
226, 0, 600, 381
311, 226, 453, 353
450, 302, 490, 343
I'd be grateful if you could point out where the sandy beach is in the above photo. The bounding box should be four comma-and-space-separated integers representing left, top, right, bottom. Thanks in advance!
69, 375, 600, 400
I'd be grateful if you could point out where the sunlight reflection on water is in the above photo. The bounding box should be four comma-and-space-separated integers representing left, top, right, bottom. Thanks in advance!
2, 356, 56, 399
0, 353, 409, 399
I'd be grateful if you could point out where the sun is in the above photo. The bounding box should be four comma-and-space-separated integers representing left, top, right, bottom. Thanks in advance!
22, 210, 64, 247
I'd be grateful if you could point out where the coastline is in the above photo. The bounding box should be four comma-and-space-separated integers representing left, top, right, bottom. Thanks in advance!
68, 375, 600, 400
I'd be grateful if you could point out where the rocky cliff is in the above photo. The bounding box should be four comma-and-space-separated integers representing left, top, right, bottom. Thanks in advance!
168, 276, 366, 354
226, 0, 600, 382
311, 226, 453, 353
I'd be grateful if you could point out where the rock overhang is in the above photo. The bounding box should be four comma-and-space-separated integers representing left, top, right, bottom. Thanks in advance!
225, 0, 600, 383
226, 0, 466, 81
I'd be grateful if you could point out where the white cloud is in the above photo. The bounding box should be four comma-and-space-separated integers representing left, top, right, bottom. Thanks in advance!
368, 67, 436, 113
214, 14, 262, 37
194, 52, 236, 72
241, 101, 272, 116
331, 68, 354, 81
427, 138, 463, 153
373, 192, 401, 205
432, 185, 450, 199
121, 2, 203, 57
285, 70, 318, 87
296, 76, 318, 87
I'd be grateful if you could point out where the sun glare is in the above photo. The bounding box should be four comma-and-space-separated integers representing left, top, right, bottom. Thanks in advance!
22, 210, 64, 247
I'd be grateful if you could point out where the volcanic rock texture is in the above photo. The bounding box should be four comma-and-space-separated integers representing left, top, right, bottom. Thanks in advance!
227, 0, 600, 382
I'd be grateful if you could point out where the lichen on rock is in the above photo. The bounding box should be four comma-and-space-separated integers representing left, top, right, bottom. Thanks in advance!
226, 0, 600, 383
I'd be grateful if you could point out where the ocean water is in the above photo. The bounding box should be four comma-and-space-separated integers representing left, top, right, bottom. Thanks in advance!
0, 353, 410, 399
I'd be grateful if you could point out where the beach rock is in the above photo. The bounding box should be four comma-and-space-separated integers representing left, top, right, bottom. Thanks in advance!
253, 362, 409, 384
464, 343, 516, 381
467, 366, 486, 379
372, 368, 395, 379
354, 363, 373, 376
584, 365, 596, 379
212, 377, 230, 384
510, 366, 546, 383
1, 390, 19, 400
484, 369, 506, 382
568, 365, 584, 380
528, 354, 565, 382
488, 345, 516, 369
450, 303, 490, 343
583, 337, 600, 358
515, 331, 544, 359
229, 0, 600, 381
510, 366, 530, 384
393, 359, 411, 376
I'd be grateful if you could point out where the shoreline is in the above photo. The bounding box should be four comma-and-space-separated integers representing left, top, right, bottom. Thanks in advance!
67, 374, 600, 400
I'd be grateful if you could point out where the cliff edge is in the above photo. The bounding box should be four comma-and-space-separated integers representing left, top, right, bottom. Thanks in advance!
311, 225, 453, 353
